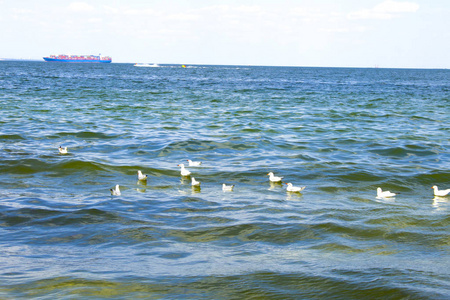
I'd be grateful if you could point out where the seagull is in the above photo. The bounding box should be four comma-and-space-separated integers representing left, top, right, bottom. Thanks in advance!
110, 184, 121, 196
58, 146, 68, 154
191, 177, 201, 187
286, 183, 306, 193
432, 185, 450, 197
222, 183, 235, 191
177, 164, 191, 176
377, 187, 397, 198
267, 172, 283, 182
187, 159, 202, 166
137, 170, 148, 181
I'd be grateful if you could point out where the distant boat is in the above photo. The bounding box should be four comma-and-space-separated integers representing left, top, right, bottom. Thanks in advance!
134, 63, 160, 67
43, 54, 112, 63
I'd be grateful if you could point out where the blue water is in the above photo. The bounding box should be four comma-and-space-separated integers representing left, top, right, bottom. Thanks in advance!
0, 61, 449, 299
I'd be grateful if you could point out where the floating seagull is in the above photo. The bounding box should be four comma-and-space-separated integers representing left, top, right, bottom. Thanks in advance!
286, 183, 306, 193
377, 187, 397, 198
432, 185, 450, 197
267, 172, 283, 182
222, 183, 235, 191
191, 177, 201, 187
137, 170, 148, 181
58, 146, 68, 154
177, 164, 191, 176
110, 184, 121, 196
187, 159, 202, 166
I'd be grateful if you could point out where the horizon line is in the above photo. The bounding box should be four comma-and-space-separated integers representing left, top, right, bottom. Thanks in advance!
0, 58, 448, 70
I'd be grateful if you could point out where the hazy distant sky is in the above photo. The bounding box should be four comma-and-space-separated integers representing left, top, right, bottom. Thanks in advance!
1, 0, 449, 68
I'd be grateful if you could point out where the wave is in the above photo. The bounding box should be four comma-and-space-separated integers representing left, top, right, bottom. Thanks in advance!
369, 145, 439, 158
0, 134, 25, 141
0, 207, 125, 227
157, 138, 264, 156
0, 158, 109, 174
2, 62, 449, 300
53, 131, 122, 139
1, 150, 447, 190
1, 271, 445, 299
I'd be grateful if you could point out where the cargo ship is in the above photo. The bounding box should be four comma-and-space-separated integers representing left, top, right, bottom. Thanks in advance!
43, 54, 112, 63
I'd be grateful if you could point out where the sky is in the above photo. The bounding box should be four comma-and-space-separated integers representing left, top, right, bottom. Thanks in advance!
1, 0, 449, 68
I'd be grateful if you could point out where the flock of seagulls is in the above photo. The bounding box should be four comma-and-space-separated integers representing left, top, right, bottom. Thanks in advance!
58, 147, 449, 199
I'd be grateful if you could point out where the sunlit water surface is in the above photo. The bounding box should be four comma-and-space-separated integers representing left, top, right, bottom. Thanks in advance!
0, 62, 449, 299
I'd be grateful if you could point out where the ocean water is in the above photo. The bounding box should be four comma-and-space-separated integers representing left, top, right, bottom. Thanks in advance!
0, 61, 449, 299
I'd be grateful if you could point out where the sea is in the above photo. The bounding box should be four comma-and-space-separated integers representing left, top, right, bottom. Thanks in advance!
0, 61, 449, 299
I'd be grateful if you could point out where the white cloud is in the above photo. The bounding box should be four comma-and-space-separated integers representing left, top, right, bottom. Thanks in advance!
374, 0, 419, 13
348, 0, 419, 20
165, 13, 199, 21
11, 8, 33, 14
123, 8, 158, 16
348, 10, 391, 20
68, 2, 95, 13
87, 18, 102, 24
320, 26, 368, 33
103, 5, 119, 14
234, 5, 264, 14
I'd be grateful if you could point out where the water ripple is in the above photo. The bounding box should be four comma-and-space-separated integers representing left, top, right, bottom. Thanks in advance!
0, 62, 449, 298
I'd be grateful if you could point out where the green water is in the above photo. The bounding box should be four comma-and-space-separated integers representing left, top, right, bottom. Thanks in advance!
0, 61, 449, 299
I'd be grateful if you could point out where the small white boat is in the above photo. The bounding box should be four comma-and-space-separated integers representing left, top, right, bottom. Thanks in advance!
134, 63, 160, 67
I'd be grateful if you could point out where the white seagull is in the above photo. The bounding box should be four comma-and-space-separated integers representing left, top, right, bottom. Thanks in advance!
191, 177, 201, 187
286, 183, 306, 193
222, 183, 235, 191
58, 146, 68, 154
110, 184, 121, 196
432, 185, 450, 197
267, 172, 283, 182
187, 159, 202, 166
377, 187, 397, 198
177, 164, 191, 176
137, 170, 148, 181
